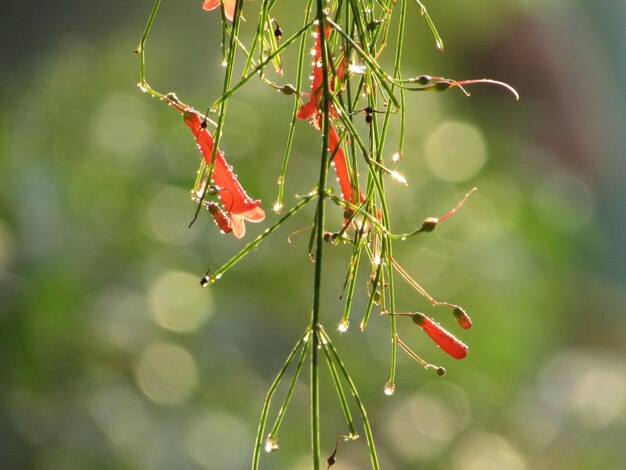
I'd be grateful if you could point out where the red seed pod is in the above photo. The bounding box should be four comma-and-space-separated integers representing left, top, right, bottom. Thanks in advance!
207, 202, 233, 234
412, 313, 468, 359
453, 306, 472, 329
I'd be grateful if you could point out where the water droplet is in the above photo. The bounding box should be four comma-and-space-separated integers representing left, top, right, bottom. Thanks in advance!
338, 319, 349, 333
273, 202, 283, 213
348, 63, 366, 74
264, 434, 279, 453
392, 151, 402, 162
383, 381, 396, 396
221, 60, 228, 67
389, 171, 408, 186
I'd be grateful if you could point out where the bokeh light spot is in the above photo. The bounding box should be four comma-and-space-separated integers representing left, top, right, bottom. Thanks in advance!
187, 411, 253, 469
92, 92, 152, 159
452, 432, 527, 470
149, 271, 213, 332
426, 121, 487, 182
385, 391, 466, 459
135, 342, 199, 405
145, 186, 202, 245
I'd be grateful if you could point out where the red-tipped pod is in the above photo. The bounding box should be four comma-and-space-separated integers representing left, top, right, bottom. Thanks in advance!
183, 111, 265, 238
412, 313, 468, 359
202, 0, 237, 21
453, 306, 472, 329
207, 202, 233, 234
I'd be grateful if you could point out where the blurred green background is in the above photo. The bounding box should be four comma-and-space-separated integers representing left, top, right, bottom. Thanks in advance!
1, 1, 625, 469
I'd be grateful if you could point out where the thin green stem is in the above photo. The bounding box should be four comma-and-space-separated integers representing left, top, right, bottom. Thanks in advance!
252, 327, 312, 469
320, 332, 358, 438
275, 0, 314, 213
202, 195, 314, 285
269, 334, 310, 438
325, 17, 400, 111
308, 2, 335, 466
135, 0, 162, 87
211, 21, 315, 110
318, 326, 380, 469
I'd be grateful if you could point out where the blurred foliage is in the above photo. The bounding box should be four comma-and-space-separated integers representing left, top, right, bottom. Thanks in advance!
1, 1, 625, 469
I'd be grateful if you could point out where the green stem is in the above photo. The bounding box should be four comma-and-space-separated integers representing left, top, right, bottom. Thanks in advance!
211, 21, 314, 110
318, 326, 380, 469
135, 0, 162, 87
275, 0, 314, 212
309, 2, 334, 467
320, 332, 358, 437
203, 195, 314, 285
252, 327, 312, 469
269, 334, 310, 438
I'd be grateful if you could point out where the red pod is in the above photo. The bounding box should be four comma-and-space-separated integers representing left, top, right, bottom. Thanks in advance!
453, 306, 472, 330
202, 0, 237, 21
183, 111, 265, 238
207, 202, 233, 234
412, 313, 468, 359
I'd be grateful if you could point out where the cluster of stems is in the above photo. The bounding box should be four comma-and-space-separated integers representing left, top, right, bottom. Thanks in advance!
135, 0, 516, 468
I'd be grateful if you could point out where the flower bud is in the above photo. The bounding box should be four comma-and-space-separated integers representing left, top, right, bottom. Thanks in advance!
412, 313, 468, 359
419, 217, 439, 233
453, 306, 472, 329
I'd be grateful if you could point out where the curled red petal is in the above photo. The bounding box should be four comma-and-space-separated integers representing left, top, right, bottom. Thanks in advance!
412, 313, 469, 359
202, 0, 220, 11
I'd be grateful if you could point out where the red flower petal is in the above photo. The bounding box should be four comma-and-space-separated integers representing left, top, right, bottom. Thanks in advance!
412, 313, 468, 359
328, 123, 363, 207
297, 26, 342, 126
202, 0, 237, 21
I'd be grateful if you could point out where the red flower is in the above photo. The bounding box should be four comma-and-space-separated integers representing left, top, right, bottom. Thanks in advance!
412, 313, 468, 359
297, 27, 360, 213
297, 26, 344, 127
183, 111, 265, 238
202, 0, 237, 21
328, 122, 362, 207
